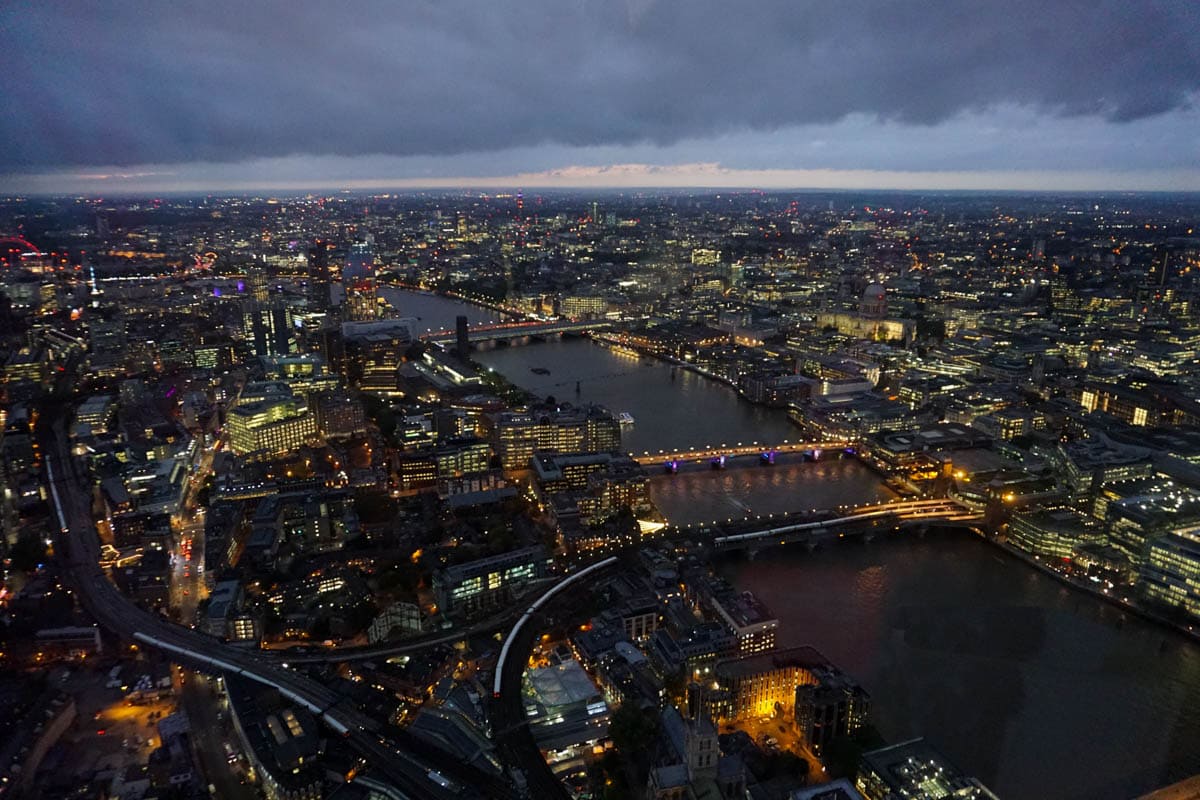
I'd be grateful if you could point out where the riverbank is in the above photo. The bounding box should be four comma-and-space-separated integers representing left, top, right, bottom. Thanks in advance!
984, 533, 1200, 643
379, 278, 527, 320
726, 528, 1200, 800
383, 285, 1200, 647
591, 331, 737, 386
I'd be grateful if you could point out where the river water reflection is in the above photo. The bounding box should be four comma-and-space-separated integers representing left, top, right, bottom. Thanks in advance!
474, 337, 798, 454
727, 534, 1200, 800
382, 287, 1200, 800
382, 285, 797, 453
648, 456, 896, 526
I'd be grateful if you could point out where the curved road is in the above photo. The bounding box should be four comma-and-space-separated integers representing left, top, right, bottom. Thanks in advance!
44, 425, 498, 800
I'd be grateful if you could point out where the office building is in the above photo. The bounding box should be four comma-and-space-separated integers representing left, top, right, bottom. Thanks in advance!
1141, 529, 1200, 621
709, 590, 778, 658
307, 239, 332, 311
857, 738, 998, 800
242, 301, 296, 357
1108, 490, 1200, 568
795, 665, 871, 754
432, 545, 549, 614
226, 394, 318, 457
368, 601, 424, 643
492, 405, 621, 471
455, 314, 469, 356
226, 678, 325, 800
1008, 507, 1105, 560
343, 241, 378, 321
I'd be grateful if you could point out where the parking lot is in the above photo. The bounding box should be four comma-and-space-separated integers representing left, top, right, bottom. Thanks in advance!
53, 665, 178, 778
724, 714, 825, 777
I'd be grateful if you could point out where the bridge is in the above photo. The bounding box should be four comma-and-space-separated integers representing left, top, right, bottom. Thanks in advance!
44, 427, 506, 800
423, 318, 615, 345
695, 498, 982, 555
632, 440, 852, 468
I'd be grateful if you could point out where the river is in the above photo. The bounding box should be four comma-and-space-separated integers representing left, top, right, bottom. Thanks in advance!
381, 284, 798, 454
647, 455, 897, 527
727, 533, 1200, 800
381, 286, 1200, 800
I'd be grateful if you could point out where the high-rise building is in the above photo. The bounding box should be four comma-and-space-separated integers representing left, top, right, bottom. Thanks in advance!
307, 240, 332, 311
343, 241, 377, 321
242, 301, 295, 357
455, 315, 469, 357
246, 263, 270, 302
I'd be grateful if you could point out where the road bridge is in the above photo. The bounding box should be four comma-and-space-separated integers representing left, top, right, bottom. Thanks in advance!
423, 318, 614, 344
632, 440, 852, 468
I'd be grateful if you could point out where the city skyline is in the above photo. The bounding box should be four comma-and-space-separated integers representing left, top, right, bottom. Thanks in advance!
3, 1, 1199, 194
3, 3, 1200, 798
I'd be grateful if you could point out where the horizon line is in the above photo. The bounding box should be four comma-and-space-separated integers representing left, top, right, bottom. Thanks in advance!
3, 163, 1199, 197
6, 183, 1200, 200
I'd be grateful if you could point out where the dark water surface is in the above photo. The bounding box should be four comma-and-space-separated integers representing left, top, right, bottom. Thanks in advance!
648, 456, 896, 526
728, 533, 1200, 800
383, 288, 1200, 799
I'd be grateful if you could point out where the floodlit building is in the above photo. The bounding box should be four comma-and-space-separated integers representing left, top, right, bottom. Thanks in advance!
226, 394, 318, 457
492, 405, 621, 471
1008, 507, 1105, 560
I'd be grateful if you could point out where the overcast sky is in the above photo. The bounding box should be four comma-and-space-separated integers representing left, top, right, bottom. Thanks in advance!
2, 0, 1198, 194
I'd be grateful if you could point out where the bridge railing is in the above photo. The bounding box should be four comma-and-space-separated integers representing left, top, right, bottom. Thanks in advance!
660, 498, 965, 533
709, 500, 978, 547
632, 440, 853, 464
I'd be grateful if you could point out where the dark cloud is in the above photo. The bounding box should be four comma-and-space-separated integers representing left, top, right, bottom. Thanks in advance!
0, 0, 1197, 171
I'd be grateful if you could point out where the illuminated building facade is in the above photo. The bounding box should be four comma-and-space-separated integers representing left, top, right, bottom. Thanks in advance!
709, 591, 778, 658
242, 301, 296, 357
1008, 507, 1105, 560
432, 545, 549, 614
1142, 532, 1200, 621
1107, 491, 1200, 568
560, 294, 608, 320
493, 406, 621, 471
226, 395, 317, 457
343, 241, 378, 321
702, 646, 827, 722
